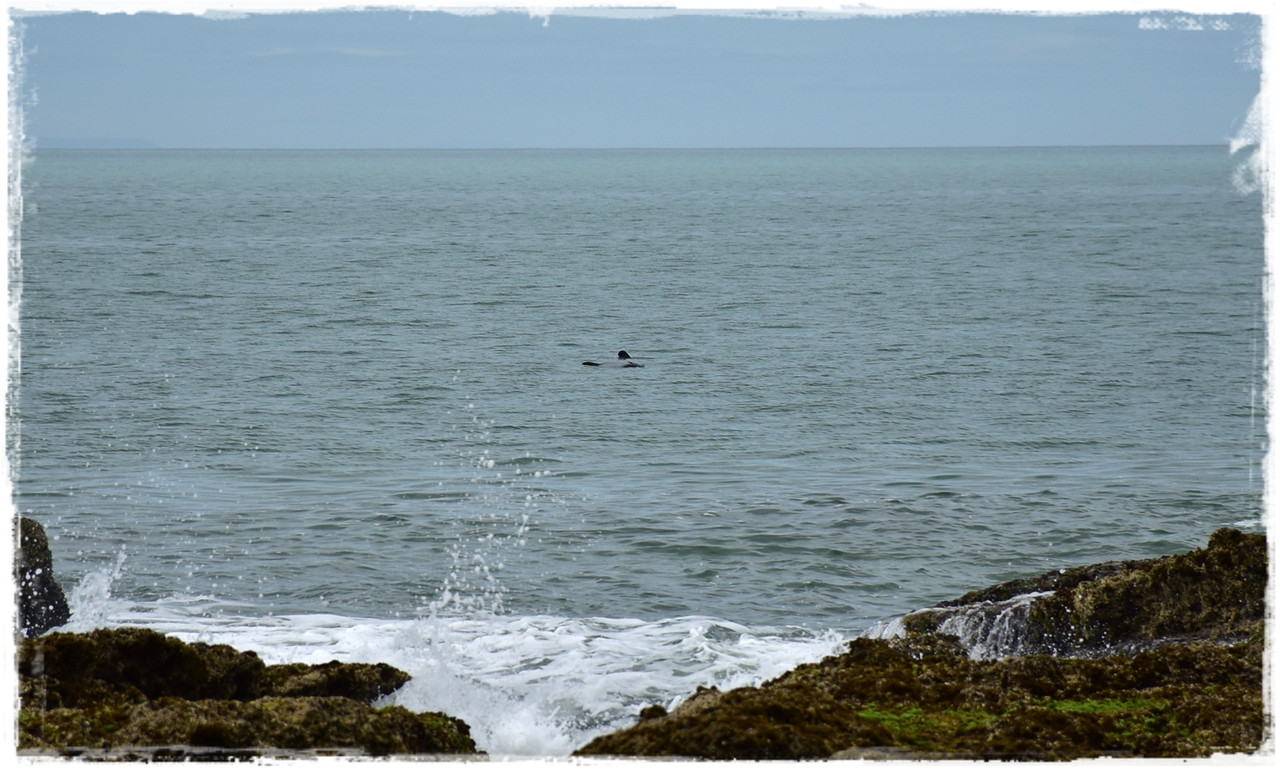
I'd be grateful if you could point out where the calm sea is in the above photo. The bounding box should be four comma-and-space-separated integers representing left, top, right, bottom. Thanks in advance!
13, 147, 1265, 754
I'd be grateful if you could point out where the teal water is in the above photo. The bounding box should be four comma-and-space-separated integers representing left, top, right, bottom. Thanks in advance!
13, 147, 1265, 753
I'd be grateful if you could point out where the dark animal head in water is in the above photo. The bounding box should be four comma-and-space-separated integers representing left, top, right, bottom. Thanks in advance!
582, 350, 642, 368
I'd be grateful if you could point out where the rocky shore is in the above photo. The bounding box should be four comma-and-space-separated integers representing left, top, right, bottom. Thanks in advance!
16, 518, 476, 760
14, 520, 1270, 760
577, 527, 1269, 760
17, 626, 479, 759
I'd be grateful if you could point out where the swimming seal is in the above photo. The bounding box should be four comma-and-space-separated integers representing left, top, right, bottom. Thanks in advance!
583, 350, 643, 368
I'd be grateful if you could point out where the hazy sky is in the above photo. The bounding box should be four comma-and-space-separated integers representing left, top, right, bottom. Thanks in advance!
12, 6, 1264, 149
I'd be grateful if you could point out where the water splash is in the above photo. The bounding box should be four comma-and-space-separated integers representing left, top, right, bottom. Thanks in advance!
88, 604, 843, 756
62, 547, 130, 631
1229, 94, 1263, 195
865, 591, 1054, 661
420, 391, 546, 618
339, 613, 845, 755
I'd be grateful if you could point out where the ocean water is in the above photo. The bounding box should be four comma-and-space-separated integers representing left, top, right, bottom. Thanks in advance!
13, 147, 1265, 754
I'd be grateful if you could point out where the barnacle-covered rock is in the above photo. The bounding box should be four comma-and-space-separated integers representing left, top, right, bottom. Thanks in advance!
16, 517, 71, 638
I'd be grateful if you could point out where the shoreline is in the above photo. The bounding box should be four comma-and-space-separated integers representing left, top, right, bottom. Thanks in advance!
15, 524, 1270, 760
576, 527, 1268, 759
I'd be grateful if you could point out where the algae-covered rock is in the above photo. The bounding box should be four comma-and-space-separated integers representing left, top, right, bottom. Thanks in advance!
16, 517, 71, 638
900, 527, 1266, 657
577, 630, 1264, 760
576, 529, 1267, 760
575, 682, 891, 760
19, 627, 269, 708
19, 627, 414, 707
1026, 527, 1266, 653
264, 660, 411, 702
17, 627, 478, 757
20, 695, 475, 757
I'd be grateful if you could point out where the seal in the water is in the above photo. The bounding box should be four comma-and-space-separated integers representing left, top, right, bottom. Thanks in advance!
583, 350, 642, 368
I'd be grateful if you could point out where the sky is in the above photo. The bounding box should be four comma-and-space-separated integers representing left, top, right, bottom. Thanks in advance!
5, 4, 1269, 150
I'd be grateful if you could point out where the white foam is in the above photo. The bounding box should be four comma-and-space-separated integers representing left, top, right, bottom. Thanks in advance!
64, 596, 844, 757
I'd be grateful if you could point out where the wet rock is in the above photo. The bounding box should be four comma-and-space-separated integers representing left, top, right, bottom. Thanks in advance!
637, 704, 668, 721
16, 517, 71, 638
575, 529, 1267, 760
899, 527, 1266, 657
17, 627, 478, 756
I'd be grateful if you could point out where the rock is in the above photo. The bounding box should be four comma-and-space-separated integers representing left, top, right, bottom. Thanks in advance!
264, 660, 411, 702
577, 629, 1264, 760
637, 704, 668, 721
16, 517, 71, 637
582, 680, 892, 760
19, 628, 269, 707
898, 527, 1267, 657
575, 529, 1267, 760
21, 695, 475, 757
17, 627, 478, 757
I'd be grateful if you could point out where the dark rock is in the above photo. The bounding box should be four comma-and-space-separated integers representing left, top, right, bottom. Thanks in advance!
577, 629, 1264, 760
19, 628, 269, 708
16, 517, 71, 637
903, 527, 1267, 657
580, 681, 891, 760
264, 660, 411, 702
575, 529, 1267, 760
637, 704, 668, 721
20, 695, 476, 757
17, 627, 478, 756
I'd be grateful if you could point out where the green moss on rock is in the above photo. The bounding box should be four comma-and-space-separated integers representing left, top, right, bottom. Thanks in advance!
578, 631, 1263, 760
576, 529, 1267, 760
575, 683, 893, 760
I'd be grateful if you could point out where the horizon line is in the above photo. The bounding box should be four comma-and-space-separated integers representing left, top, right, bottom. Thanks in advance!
25, 142, 1240, 152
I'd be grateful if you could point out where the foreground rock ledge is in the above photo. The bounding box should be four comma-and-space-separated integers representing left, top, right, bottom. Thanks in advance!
575, 528, 1267, 760
18, 627, 478, 758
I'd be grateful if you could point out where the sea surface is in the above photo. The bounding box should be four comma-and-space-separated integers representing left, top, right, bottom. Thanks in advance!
12, 147, 1266, 755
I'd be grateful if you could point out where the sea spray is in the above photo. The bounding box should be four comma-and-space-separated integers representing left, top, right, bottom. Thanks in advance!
315, 613, 845, 756
58, 597, 844, 756
62, 548, 130, 630
55, 479, 846, 756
